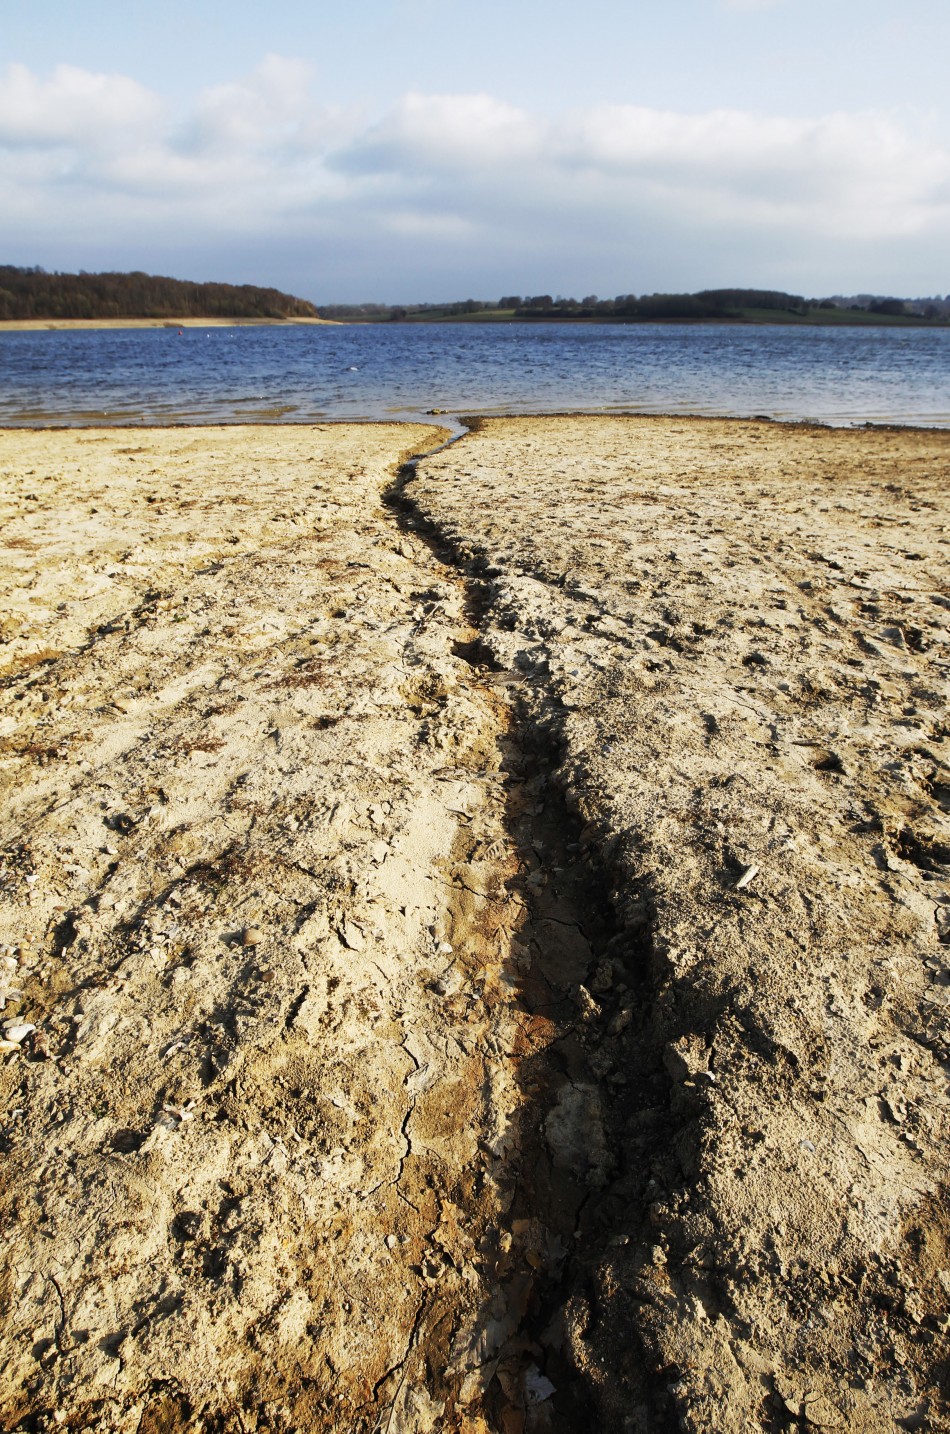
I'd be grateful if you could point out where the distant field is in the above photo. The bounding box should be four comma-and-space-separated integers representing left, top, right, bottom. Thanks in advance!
340, 306, 948, 327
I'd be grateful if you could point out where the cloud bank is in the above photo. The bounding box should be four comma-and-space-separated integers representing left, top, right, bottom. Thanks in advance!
2, 57, 948, 298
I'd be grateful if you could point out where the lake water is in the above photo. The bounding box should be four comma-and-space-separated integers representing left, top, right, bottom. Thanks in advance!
1, 321, 949, 429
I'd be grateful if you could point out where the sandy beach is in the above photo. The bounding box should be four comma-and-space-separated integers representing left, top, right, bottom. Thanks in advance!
0, 318, 337, 331
1, 416, 949, 1432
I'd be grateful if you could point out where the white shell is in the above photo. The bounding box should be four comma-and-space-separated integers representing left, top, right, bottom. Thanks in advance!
3, 1023, 36, 1043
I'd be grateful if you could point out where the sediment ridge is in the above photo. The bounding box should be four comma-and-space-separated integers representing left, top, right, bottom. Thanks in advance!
1, 417, 949, 1432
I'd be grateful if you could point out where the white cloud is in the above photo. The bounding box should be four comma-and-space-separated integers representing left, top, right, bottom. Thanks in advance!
0, 57, 358, 220
174, 55, 339, 158
1, 59, 949, 294
0, 62, 162, 148
342, 92, 542, 172
547, 104, 950, 235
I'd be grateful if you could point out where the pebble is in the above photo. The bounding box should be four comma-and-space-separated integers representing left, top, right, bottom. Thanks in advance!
735, 864, 760, 890
524, 1366, 556, 1405
4, 1023, 36, 1043
340, 920, 366, 951
241, 927, 264, 947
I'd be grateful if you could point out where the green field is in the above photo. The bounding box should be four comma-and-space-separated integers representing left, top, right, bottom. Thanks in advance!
340, 306, 947, 327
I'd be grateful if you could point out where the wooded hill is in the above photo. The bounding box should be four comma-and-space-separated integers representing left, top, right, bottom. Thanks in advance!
0, 267, 320, 321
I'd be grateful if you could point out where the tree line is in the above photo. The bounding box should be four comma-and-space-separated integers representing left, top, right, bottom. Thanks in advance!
321, 289, 950, 323
0, 267, 320, 321
4, 269, 947, 325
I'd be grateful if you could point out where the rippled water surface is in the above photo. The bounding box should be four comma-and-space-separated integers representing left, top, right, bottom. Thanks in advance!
1, 321, 949, 427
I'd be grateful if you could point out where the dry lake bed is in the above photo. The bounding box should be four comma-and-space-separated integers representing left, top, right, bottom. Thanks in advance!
1, 416, 949, 1433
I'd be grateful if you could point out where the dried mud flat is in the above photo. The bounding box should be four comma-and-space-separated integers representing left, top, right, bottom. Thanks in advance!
0, 416, 949, 1433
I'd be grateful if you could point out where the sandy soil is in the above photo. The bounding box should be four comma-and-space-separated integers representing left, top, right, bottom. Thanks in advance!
1, 416, 949, 1432
0, 319, 336, 332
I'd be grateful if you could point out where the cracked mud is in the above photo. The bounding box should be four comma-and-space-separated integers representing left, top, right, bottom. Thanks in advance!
1, 416, 950, 1432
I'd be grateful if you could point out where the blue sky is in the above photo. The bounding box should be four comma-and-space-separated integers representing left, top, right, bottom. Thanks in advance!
2, 0, 949, 301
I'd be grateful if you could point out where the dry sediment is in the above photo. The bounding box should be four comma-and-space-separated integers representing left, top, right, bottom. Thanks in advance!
0, 416, 949, 1431
0, 424, 549, 1432
412, 415, 950, 1432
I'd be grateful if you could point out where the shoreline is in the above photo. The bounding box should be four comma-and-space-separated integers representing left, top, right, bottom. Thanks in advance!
4, 312, 948, 332
1, 417, 948, 1431
0, 315, 339, 331
2, 407, 950, 435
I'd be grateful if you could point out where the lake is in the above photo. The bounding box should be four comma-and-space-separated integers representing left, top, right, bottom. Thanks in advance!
1, 321, 949, 428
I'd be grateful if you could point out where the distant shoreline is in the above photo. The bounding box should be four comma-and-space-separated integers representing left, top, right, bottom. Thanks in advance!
3, 313, 948, 332
0, 316, 339, 331
337, 310, 950, 329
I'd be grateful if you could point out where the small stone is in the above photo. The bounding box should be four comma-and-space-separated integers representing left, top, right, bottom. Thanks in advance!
385, 1234, 398, 1249
802, 1393, 842, 1428
241, 927, 264, 947
735, 863, 760, 890
590, 960, 614, 994
608, 1007, 633, 1036
4, 1023, 36, 1043
340, 920, 365, 951
524, 1366, 556, 1405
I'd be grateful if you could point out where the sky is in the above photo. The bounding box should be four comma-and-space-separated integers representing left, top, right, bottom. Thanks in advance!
2, 0, 950, 303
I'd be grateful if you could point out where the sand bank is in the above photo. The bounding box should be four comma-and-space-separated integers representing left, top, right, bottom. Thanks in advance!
0, 317, 337, 332
1, 417, 949, 1432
